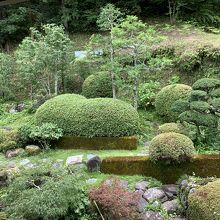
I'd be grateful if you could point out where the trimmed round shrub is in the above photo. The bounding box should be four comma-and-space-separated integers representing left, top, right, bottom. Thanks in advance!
192, 78, 220, 91
35, 94, 139, 137
158, 123, 183, 134
155, 84, 192, 121
149, 132, 195, 163
187, 179, 220, 220
82, 72, 113, 98
171, 99, 190, 115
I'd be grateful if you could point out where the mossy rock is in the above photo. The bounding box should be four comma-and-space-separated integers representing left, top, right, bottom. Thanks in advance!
36, 94, 139, 137
149, 132, 195, 164
155, 84, 192, 121
187, 179, 220, 220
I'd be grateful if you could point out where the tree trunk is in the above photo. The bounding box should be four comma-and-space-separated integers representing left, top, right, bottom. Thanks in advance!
54, 73, 58, 96
133, 77, 139, 110
110, 30, 116, 99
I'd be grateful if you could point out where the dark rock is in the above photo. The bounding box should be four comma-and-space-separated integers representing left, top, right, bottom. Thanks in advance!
135, 181, 150, 191
86, 156, 101, 172
16, 103, 25, 112
0, 171, 8, 187
143, 188, 166, 202
135, 189, 145, 196
137, 196, 148, 212
5, 148, 25, 158
162, 184, 178, 195
141, 211, 164, 220
162, 199, 179, 214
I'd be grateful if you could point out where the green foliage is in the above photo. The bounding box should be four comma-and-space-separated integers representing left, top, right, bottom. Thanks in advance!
149, 132, 195, 164
158, 123, 183, 134
65, 74, 84, 94
82, 72, 113, 98
179, 110, 218, 128
17, 123, 33, 146
16, 24, 74, 97
138, 81, 161, 109
0, 129, 17, 152
29, 123, 63, 149
187, 179, 220, 220
171, 99, 190, 115
0, 53, 15, 101
190, 90, 208, 101
155, 84, 192, 121
190, 101, 210, 112
210, 88, 220, 98
4, 167, 95, 220
35, 94, 139, 137
192, 78, 220, 91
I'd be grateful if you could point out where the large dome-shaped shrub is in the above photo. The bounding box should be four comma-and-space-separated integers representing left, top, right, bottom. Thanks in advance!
149, 132, 195, 163
187, 179, 220, 220
35, 94, 139, 137
82, 72, 113, 98
155, 84, 192, 121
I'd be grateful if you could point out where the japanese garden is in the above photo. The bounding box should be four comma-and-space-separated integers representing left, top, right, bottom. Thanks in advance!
0, 1, 220, 219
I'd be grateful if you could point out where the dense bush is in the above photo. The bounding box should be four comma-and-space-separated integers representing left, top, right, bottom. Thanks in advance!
65, 74, 84, 94
82, 72, 113, 98
4, 167, 95, 220
149, 132, 195, 164
36, 94, 139, 137
138, 81, 161, 109
29, 123, 63, 149
17, 123, 63, 149
0, 129, 17, 152
155, 84, 192, 121
89, 178, 140, 220
187, 179, 220, 220
173, 78, 220, 146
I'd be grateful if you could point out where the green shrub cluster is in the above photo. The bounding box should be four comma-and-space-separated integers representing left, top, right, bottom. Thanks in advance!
0, 129, 17, 152
172, 78, 220, 146
187, 179, 220, 220
4, 167, 95, 220
158, 123, 183, 134
82, 72, 113, 98
149, 132, 195, 164
36, 94, 139, 137
155, 84, 192, 121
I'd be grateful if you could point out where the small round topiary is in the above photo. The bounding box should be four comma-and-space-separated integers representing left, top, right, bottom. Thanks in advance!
35, 94, 139, 137
155, 84, 192, 121
82, 72, 113, 98
187, 179, 220, 220
190, 101, 210, 113
149, 132, 195, 163
190, 90, 208, 101
158, 123, 182, 134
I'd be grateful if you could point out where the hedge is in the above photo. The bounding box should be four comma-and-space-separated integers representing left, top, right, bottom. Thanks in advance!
36, 94, 139, 137
187, 179, 220, 220
55, 136, 137, 150
192, 78, 220, 91
101, 154, 220, 184
82, 72, 113, 98
155, 84, 192, 121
